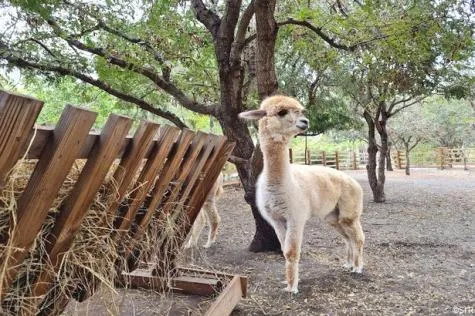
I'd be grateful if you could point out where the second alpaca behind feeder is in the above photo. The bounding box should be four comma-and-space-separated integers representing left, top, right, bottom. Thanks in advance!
185, 173, 224, 248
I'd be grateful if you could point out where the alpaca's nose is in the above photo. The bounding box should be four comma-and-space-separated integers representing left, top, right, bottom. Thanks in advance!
297, 118, 309, 130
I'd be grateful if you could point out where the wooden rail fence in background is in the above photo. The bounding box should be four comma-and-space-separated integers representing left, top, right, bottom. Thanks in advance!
391, 147, 475, 170
0, 90, 236, 315
290, 149, 363, 170
288, 147, 475, 171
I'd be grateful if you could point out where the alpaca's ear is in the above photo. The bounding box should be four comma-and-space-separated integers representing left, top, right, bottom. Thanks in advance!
239, 109, 267, 121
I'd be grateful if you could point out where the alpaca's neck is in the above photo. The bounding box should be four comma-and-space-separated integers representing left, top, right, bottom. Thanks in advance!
259, 134, 291, 183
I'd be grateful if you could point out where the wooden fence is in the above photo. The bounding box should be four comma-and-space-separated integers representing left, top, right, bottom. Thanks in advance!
289, 147, 475, 170
0, 91, 237, 315
392, 148, 475, 170
290, 148, 362, 170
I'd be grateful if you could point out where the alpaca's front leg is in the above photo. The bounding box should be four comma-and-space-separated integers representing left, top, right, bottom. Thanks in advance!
283, 225, 304, 294
185, 211, 206, 248
269, 218, 286, 251
204, 202, 221, 248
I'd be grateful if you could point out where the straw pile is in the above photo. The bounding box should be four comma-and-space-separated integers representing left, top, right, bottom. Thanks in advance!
0, 159, 187, 315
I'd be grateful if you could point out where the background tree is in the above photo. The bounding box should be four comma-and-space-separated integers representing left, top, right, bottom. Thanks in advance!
388, 105, 431, 175
332, 0, 474, 202
423, 96, 475, 148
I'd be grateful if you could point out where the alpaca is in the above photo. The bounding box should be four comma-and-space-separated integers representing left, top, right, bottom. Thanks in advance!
239, 95, 365, 294
185, 172, 224, 248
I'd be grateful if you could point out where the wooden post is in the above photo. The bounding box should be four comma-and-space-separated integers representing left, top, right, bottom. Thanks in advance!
306, 149, 311, 165
322, 151, 326, 166
463, 149, 468, 171
396, 150, 402, 169
439, 148, 445, 170
289, 148, 293, 163
335, 151, 340, 170
352, 151, 357, 170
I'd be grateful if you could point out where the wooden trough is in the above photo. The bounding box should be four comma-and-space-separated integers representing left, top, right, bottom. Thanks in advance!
0, 90, 244, 315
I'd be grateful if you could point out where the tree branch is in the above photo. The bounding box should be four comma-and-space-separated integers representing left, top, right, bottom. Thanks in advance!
336, 0, 348, 17
230, 0, 255, 63
2, 53, 188, 128
277, 18, 357, 52
389, 96, 426, 117
43, 18, 216, 115
191, 0, 221, 39
29, 38, 58, 59
97, 21, 166, 64
387, 96, 413, 113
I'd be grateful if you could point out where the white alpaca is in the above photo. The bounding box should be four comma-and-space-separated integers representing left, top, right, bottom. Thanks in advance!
239, 95, 365, 294
185, 173, 224, 248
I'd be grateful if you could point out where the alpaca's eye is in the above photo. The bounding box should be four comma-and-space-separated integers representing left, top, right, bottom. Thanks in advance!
277, 109, 288, 117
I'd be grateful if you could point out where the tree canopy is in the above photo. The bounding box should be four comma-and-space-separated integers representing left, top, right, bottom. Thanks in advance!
1, 0, 474, 249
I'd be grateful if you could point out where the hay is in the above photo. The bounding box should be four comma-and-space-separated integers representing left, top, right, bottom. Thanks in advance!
0, 159, 187, 315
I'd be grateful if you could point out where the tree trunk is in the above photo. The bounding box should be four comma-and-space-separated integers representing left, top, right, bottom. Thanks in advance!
196, 0, 281, 253
376, 119, 388, 202
386, 144, 393, 171
404, 142, 411, 175
254, 0, 278, 99
364, 110, 385, 202
217, 103, 280, 253
242, 0, 281, 252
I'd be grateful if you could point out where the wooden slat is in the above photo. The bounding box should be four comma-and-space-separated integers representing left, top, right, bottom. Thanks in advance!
149, 133, 211, 275
149, 133, 213, 274
106, 121, 160, 223
182, 137, 227, 224
185, 141, 234, 225
177, 266, 248, 297
204, 276, 246, 316
70, 120, 159, 302
0, 91, 43, 190
178, 135, 225, 206
0, 105, 97, 301
132, 129, 195, 233
22, 128, 159, 160
124, 130, 195, 270
158, 132, 209, 216
122, 269, 222, 296
116, 126, 181, 233
151, 137, 233, 277
22, 114, 132, 313
183, 141, 234, 236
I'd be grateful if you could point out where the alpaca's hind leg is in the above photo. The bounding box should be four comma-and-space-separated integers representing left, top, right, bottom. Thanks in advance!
339, 217, 365, 273
185, 210, 206, 249
283, 225, 304, 294
325, 209, 353, 269
204, 202, 220, 248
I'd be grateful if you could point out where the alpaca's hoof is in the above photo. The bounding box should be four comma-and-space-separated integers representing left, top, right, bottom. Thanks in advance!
203, 243, 212, 248
281, 279, 300, 284
343, 262, 353, 270
351, 266, 363, 274
282, 286, 299, 294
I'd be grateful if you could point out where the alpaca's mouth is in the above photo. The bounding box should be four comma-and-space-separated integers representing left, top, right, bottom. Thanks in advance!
296, 123, 308, 130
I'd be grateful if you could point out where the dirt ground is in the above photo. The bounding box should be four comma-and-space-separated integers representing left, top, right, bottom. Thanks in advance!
65, 168, 474, 315
185, 168, 475, 315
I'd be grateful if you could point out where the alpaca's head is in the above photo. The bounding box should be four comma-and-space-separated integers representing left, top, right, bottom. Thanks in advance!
239, 95, 309, 142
